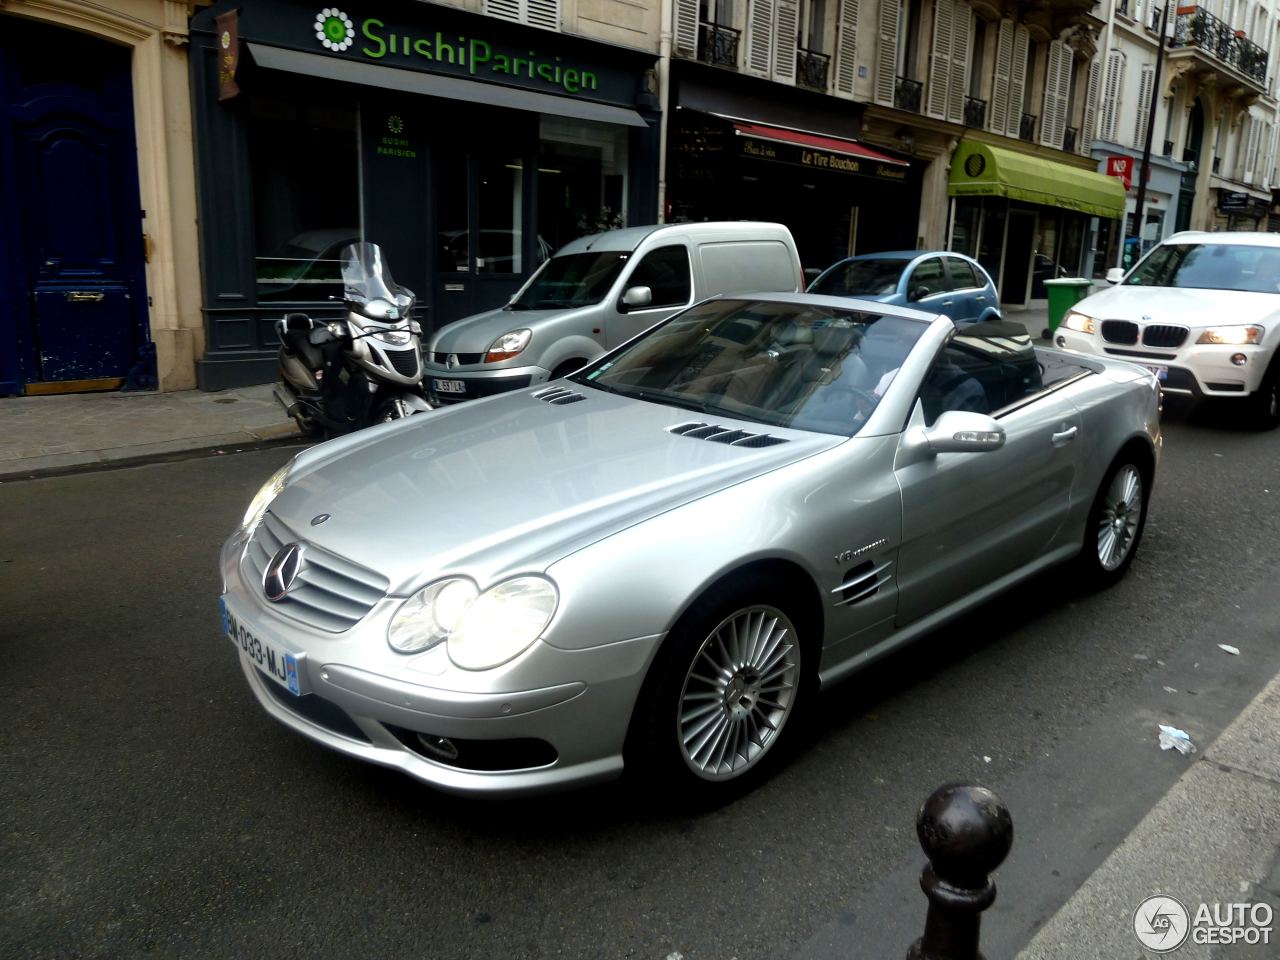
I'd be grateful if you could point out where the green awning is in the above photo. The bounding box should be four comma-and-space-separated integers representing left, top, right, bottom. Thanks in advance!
948, 141, 1125, 219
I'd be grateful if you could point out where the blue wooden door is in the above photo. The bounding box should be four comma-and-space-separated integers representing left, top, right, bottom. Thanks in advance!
0, 20, 146, 393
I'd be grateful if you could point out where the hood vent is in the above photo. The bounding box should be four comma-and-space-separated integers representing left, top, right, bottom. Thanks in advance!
669, 422, 788, 447
532, 386, 587, 405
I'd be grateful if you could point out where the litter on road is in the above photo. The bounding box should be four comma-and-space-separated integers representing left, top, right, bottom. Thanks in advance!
1218, 644, 1242, 656
1158, 724, 1196, 755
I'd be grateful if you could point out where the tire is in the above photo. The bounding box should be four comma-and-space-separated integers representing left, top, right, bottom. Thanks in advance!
626, 574, 814, 804
1074, 453, 1150, 588
1247, 358, 1279, 431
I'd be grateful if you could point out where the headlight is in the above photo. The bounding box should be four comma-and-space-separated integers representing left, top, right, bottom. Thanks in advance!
1196, 324, 1264, 345
1062, 310, 1097, 334
387, 575, 558, 669
241, 462, 292, 532
349, 312, 411, 344
484, 328, 532, 363
362, 298, 400, 321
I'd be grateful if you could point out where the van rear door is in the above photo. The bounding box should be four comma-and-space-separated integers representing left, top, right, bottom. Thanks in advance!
696, 240, 803, 297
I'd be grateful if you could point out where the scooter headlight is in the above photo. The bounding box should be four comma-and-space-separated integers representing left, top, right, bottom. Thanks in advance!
363, 298, 400, 321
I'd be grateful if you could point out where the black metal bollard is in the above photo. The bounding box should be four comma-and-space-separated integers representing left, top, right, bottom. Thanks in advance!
906, 783, 1013, 960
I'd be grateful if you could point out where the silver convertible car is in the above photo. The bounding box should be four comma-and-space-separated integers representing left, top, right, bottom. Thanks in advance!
219, 294, 1161, 799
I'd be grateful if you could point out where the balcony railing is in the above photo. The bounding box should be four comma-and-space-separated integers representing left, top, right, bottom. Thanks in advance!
1063, 126, 1078, 152
697, 22, 740, 68
797, 48, 830, 92
1171, 6, 1268, 85
1019, 113, 1036, 142
895, 76, 923, 112
964, 96, 986, 128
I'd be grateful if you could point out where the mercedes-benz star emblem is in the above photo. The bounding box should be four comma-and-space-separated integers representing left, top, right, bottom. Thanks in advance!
263, 543, 304, 602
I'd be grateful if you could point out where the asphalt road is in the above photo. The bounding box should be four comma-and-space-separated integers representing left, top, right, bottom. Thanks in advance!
2, 400, 1278, 960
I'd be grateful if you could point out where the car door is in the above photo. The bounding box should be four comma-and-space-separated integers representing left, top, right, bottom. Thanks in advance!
607, 243, 693, 347
944, 257, 989, 324
893, 336, 1082, 626
903, 256, 954, 318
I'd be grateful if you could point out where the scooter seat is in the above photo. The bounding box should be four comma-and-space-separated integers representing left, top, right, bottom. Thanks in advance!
283, 327, 325, 371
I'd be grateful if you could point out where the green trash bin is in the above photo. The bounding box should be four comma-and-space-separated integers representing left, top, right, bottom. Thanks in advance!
1042, 278, 1095, 339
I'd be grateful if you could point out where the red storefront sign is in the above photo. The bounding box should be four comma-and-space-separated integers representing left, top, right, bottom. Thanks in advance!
1107, 155, 1134, 190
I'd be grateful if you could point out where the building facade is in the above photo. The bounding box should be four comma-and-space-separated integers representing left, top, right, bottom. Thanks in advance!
0, 0, 202, 396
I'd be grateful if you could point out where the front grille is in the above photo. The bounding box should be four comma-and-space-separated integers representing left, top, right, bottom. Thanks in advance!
260, 680, 370, 743
432, 352, 483, 365
384, 348, 420, 376
1141, 325, 1188, 348
1101, 320, 1139, 344
670, 422, 788, 447
1104, 347, 1179, 360
243, 512, 389, 632
1204, 381, 1245, 392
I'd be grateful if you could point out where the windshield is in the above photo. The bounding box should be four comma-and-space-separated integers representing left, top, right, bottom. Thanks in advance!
340, 242, 411, 305
510, 252, 629, 310
1125, 243, 1280, 293
575, 299, 928, 437
808, 259, 909, 297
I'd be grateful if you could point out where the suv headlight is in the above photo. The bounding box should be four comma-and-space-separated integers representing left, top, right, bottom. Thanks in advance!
241, 461, 292, 532
484, 328, 532, 363
1062, 310, 1097, 334
388, 575, 558, 670
1196, 324, 1264, 345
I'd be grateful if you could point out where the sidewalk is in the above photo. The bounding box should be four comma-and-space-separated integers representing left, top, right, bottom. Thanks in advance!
0, 383, 301, 481
1017, 674, 1280, 960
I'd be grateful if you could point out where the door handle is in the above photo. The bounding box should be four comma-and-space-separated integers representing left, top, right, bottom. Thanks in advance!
976, 295, 987, 301
942, 300, 954, 306
1051, 426, 1078, 446
65, 291, 105, 302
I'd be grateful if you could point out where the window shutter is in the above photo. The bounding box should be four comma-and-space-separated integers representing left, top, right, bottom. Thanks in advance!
745, 0, 777, 77
988, 19, 1015, 134
1040, 40, 1071, 148
1244, 116, 1260, 182
926, 0, 954, 119
774, 0, 801, 85
844, 0, 865, 99
484, 0, 560, 30
1080, 56, 1103, 154
1134, 62, 1155, 148
1005, 24, 1029, 137
870, 0, 897, 104
485, 0, 523, 22
673, 0, 699, 56
945, 1, 972, 125
1100, 49, 1124, 141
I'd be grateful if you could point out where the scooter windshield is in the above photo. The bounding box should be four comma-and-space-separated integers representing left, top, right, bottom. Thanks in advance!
340, 242, 411, 306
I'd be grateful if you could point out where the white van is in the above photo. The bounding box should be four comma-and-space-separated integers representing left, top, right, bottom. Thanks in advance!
423, 221, 804, 403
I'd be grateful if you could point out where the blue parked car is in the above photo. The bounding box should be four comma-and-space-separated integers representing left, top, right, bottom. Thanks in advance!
807, 251, 1001, 325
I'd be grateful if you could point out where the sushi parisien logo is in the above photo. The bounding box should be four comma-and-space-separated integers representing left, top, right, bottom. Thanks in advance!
1133, 895, 1273, 952
315, 8, 355, 51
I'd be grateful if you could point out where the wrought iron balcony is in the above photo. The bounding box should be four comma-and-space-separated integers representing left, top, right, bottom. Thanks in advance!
797, 48, 830, 92
895, 76, 922, 113
1019, 113, 1036, 142
697, 22, 740, 69
1170, 6, 1268, 86
1117, 0, 1131, 16
1063, 126, 1078, 152
964, 97, 987, 128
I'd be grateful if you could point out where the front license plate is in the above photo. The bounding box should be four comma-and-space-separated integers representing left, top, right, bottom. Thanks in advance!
1142, 364, 1169, 382
432, 378, 466, 394
220, 597, 306, 696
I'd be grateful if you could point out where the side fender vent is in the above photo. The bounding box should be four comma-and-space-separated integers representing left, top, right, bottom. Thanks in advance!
668, 422, 788, 447
832, 559, 894, 606
532, 386, 586, 405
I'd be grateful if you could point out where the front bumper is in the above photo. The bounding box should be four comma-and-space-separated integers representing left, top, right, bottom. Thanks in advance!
219, 532, 662, 795
1054, 329, 1270, 398
423, 363, 548, 404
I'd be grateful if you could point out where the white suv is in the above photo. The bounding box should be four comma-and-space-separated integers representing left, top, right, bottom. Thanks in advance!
1054, 231, 1280, 429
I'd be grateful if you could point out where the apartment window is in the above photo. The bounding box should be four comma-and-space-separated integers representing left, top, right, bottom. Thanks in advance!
701, 0, 734, 24
969, 18, 987, 98
802, 0, 826, 49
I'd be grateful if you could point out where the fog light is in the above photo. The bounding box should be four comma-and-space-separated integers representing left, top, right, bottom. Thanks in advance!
1231, 353, 1248, 366
1056, 336, 1067, 348
417, 734, 460, 761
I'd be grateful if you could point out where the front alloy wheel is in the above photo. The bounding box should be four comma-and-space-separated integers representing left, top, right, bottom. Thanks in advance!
1096, 464, 1143, 572
677, 606, 800, 780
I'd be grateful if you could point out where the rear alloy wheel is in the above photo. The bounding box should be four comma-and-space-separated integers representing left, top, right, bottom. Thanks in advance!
628, 575, 811, 801
1077, 457, 1149, 587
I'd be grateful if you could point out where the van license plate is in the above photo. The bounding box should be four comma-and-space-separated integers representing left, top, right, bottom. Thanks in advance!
433, 379, 466, 394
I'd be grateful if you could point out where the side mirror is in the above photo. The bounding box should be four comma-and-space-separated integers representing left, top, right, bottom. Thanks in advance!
923, 410, 1005, 453
621, 285, 653, 310
909, 285, 931, 302
1105, 267, 1125, 285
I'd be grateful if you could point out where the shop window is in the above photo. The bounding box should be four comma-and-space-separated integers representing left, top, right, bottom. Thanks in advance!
477, 156, 524, 274
951, 199, 981, 258
627, 245, 692, 308
538, 116, 628, 253
436, 151, 470, 273
249, 96, 359, 302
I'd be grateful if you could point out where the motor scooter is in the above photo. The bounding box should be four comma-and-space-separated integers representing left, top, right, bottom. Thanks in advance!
274, 242, 432, 437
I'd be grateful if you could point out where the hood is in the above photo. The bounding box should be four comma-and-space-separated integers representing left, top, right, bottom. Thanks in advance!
1076, 285, 1280, 327
429, 305, 594, 356
269, 387, 842, 594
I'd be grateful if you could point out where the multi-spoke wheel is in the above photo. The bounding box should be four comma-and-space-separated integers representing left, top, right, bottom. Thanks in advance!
627, 574, 813, 802
1076, 453, 1150, 587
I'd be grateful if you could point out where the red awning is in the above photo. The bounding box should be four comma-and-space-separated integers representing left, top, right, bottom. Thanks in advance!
732, 122, 910, 167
